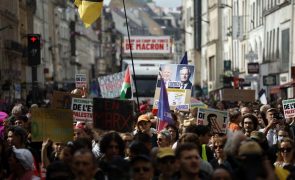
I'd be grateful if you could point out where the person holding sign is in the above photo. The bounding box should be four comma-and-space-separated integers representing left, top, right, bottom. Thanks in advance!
178, 66, 192, 89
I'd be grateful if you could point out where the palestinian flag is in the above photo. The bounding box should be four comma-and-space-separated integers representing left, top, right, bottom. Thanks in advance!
74, 0, 103, 28
120, 66, 132, 99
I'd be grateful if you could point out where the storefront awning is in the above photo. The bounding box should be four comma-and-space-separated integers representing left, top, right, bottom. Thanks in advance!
270, 80, 295, 94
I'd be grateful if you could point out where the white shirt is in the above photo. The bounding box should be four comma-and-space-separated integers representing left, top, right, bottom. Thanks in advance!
259, 128, 277, 146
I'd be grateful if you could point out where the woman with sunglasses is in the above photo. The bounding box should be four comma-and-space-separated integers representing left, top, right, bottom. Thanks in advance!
210, 137, 232, 172
274, 138, 295, 168
157, 130, 172, 148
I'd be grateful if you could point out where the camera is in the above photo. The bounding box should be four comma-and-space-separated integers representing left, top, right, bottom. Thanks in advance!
273, 112, 284, 120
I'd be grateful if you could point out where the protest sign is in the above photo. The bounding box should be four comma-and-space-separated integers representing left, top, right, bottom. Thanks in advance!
93, 98, 135, 132
75, 74, 87, 88
283, 99, 295, 118
71, 98, 93, 122
197, 108, 228, 134
51, 91, 81, 109
220, 89, 255, 102
97, 71, 125, 98
31, 108, 73, 142
153, 64, 195, 110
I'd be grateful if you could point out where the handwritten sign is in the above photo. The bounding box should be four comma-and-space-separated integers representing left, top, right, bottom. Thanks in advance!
75, 74, 87, 88
197, 108, 228, 134
97, 71, 125, 98
51, 91, 81, 109
31, 108, 73, 142
71, 98, 93, 122
93, 98, 135, 132
283, 99, 295, 118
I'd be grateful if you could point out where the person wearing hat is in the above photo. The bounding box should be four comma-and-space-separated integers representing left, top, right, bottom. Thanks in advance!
130, 155, 154, 180
156, 147, 177, 180
259, 108, 281, 146
7, 146, 40, 180
134, 114, 157, 148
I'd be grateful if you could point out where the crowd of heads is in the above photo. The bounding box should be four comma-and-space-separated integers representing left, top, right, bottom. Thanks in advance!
1, 99, 295, 179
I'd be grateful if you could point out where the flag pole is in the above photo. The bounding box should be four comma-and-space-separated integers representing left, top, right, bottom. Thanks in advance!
123, 0, 140, 112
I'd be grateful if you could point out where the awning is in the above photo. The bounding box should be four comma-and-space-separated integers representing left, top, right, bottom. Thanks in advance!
270, 80, 295, 94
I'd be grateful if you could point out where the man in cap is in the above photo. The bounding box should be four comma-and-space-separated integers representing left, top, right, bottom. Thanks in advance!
157, 147, 177, 179
134, 114, 157, 147
130, 155, 154, 180
7, 146, 40, 180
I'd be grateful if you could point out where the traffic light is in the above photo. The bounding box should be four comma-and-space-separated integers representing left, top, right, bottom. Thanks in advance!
27, 34, 41, 66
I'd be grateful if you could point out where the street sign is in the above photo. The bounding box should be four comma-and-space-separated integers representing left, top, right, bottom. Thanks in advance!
247, 62, 259, 74
263, 75, 276, 86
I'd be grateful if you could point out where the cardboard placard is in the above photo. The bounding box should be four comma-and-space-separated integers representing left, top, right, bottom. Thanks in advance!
51, 91, 81, 109
220, 89, 255, 102
75, 74, 87, 88
93, 98, 135, 132
97, 71, 125, 98
283, 99, 295, 118
31, 108, 73, 142
71, 98, 93, 122
153, 64, 195, 110
197, 108, 228, 134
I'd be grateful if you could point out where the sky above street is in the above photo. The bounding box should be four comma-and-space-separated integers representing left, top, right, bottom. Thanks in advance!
104, 0, 181, 8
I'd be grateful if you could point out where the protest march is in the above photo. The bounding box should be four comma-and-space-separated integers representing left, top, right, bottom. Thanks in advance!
1, 59, 295, 180
1, 1, 295, 180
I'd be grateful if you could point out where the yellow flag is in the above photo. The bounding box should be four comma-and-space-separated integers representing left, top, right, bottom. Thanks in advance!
74, 0, 103, 28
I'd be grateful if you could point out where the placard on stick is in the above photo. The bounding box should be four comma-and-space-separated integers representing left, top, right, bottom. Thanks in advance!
75, 74, 87, 88
31, 108, 73, 142
283, 99, 295, 118
71, 98, 93, 122
197, 108, 228, 134
93, 98, 135, 132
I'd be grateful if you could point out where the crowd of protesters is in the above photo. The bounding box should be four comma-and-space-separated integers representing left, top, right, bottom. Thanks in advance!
0, 97, 295, 180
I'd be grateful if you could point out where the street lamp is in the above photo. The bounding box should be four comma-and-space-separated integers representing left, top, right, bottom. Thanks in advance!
219, 4, 232, 9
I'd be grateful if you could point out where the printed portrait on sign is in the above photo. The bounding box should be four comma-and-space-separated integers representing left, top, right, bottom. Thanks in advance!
175, 65, 195, 90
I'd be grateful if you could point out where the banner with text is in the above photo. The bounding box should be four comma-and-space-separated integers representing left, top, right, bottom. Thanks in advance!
197, 108, 228, 134
75, 74, 87, 88
97, 71, 125, 98
71, 98, 93, 122
31, 108, 73, 142
153, 64, 195, 111
93, 98, 135, 132
123, 36, 172, 54
283, 99, 295, 118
